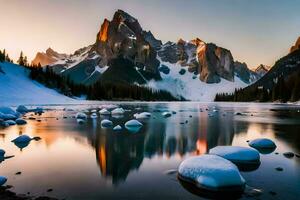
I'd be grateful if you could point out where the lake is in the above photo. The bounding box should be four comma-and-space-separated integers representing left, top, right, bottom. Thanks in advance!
0, 102, 300, 200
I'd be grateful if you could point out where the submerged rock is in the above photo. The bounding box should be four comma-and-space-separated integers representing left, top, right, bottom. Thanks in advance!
76, 112, 87, 120
15, 118, 27, 125
77, 119, 85, 124
5, 120, 16, 126
101, 119, 113, 127
0, 176, 7, 186
162, 112, 172, 118
0, 149, 5, 157
248, 138, 276, 154
178, 155, 245, 193
11, 135, 32, 143
209, 146, 260, 171
16, 105, 29, 113
283, 152, 294, 158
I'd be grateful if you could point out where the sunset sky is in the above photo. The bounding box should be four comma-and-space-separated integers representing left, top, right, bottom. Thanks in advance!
0, 0, 299, 68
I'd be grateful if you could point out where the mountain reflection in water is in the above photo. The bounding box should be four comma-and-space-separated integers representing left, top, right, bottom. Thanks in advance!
0, 103, 299, 200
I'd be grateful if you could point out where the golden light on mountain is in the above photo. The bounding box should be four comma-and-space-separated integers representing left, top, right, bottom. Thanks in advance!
99, 19, 110, 42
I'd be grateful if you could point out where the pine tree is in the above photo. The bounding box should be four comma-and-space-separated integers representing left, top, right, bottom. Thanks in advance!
17, 51, 25, 66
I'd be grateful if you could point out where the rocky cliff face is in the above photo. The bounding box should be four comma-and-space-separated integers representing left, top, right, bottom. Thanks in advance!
254, 64, 270, 77
290, 37, 300, 53
158, 38, 235, 83
234, 61, 260, 83
36, 9, 256, 89
94, 9, 161, 80
32, 48, 68, 66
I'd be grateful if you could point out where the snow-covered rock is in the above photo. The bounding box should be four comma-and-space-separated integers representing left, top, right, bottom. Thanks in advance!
125, 119, 143, 133
111, 108, 125, 115
125, 119, 143, 127
209, 146, 260, 165
134, 112, 151, 119
178, 155, 245, 191
248, 138, 276, 150
76, 112, 87, 120
0, 176, 7, 186
101, 119, 113, 127
5, 120, 16, 126
15, 118, 27, 125
90, 113, 98, 119
162, 112, 172, 118
99, 108, 110, 115
11, 135, 32, 143
113, 125, 122, 131
16, 105, 29, 113
0, 106, 18, 116
0, 149, 5, 157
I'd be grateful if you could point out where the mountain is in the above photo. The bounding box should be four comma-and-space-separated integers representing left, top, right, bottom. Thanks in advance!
215, 43, 300, 102
0, 62, 74, 106
234, 61, 261, 84
254, 64, 270, 77
32, 48, 68, 66
34, 9, 260, 101
290, 36, 300, 53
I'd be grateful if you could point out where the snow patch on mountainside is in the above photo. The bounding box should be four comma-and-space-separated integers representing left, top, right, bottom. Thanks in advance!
147, 58, 247, 101
0, 62, 75, 106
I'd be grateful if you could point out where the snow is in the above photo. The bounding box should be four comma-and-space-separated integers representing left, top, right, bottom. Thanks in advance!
0, 176, 7, 186
95, 65, 109, 74
5, 120, 16, 125
113, 125, 122, 131
111, 108, 125, 115
146, 57, 248, 101
125, 119, 143, 133
178, 155, 246, 190
162, 112, 172, 118
90, 113, 98, 119
0, 62, 75, 106
16, 105, 28, 113
125, 119, 143, 127
15, 118, 27, 125
11, 135, 32, 143
248, 138, 277, 149
134, 112, 151, 119
99, 108, 110, 115
101, 119, 113, 127
209, 146, 260, 164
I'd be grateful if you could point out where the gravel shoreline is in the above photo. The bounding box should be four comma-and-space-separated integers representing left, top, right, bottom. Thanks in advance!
0, 186, 58, 200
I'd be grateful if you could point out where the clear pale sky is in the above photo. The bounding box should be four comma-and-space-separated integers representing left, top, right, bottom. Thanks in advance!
0, 0, 299, 68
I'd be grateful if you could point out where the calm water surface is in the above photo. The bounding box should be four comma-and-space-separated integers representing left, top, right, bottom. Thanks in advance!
0, 102, 300, 200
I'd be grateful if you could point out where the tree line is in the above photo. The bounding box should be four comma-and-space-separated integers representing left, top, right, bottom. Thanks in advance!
0, 49, 13, 63
2, 49, 181, 101
29, 65, 181, 101
215, 71, 300, 102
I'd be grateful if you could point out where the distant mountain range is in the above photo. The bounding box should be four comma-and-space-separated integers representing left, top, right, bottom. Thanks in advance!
31, 10, 270, 101
215, 37, 300, 102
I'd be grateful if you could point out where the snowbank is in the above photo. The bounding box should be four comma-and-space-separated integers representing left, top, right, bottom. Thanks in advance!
0, 62, 75, 106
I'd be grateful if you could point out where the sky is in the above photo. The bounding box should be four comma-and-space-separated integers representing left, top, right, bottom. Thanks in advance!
0, 0, 299, 68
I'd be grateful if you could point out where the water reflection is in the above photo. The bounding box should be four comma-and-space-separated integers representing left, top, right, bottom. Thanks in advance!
1, 103, 299, 199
